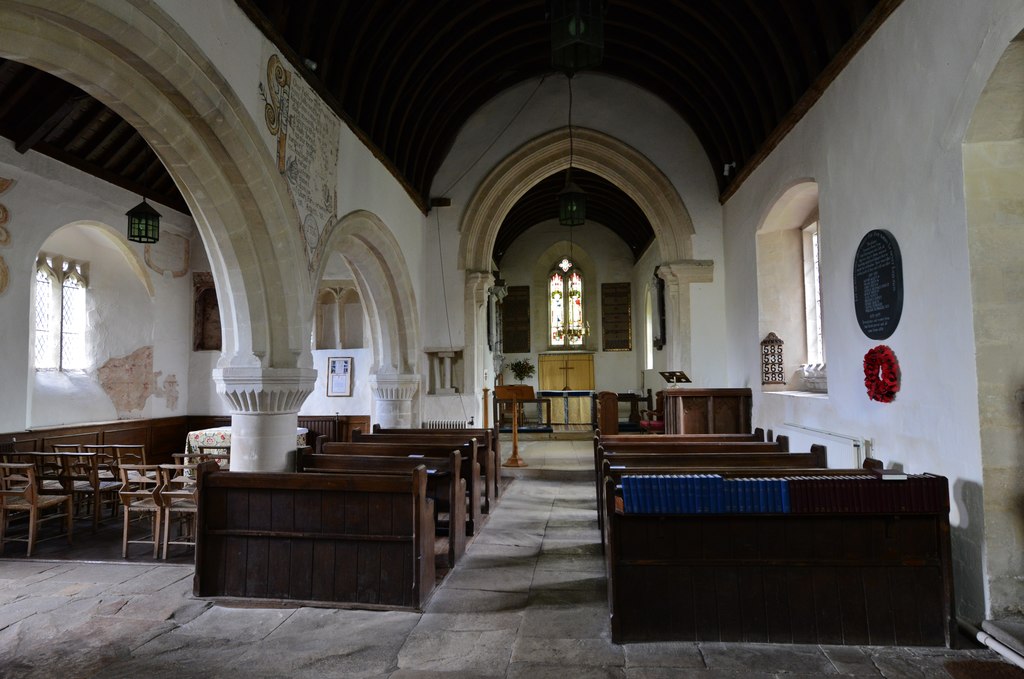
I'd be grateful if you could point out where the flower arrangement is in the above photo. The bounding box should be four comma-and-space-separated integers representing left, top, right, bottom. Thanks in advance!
863, 345, 900, 403
507, 358, 536, 383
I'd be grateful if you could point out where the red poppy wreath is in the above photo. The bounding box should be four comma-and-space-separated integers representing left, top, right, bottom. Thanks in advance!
863, 345, 900, 403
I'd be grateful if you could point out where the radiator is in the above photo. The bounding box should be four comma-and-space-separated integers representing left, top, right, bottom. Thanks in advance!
778, 422, 870, 468
422, 419, 474, 429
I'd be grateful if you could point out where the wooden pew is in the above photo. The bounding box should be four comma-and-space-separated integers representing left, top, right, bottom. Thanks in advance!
602, 463, 956, 646
320, 441, 482, 536
370, 424, 502, 505
193, 464, 436, 611
298, 450, 467, 567
592, 436, 790, 531
595, 446, 828, 544
357, 428, 499, 513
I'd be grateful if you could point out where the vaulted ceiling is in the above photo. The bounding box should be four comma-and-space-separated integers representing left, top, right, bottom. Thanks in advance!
0, 1, 900, 261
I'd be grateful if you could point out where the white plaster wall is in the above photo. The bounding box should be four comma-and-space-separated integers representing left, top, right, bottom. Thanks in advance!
721, 0, 1024, 622
300, 347, 374, 417
0, 140, 194, 430
425, 74, 726, 382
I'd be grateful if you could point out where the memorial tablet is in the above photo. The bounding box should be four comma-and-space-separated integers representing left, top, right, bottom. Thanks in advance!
853, 229, 903, 340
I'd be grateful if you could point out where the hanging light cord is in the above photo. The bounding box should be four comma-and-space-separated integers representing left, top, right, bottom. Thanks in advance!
567, 76, 574, 181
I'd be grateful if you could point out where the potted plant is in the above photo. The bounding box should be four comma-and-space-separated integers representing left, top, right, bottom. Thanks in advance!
507, 358, 536, 383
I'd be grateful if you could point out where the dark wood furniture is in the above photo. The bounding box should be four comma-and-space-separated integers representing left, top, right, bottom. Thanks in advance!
320, 440, 482, 535
355, 430, 496, 514
493, 384, 552, 430
370, 425, 502, 507
298, 450, 467, 567
603, 471, 956, 647
662, 388, 752, 434
194, 464, 435, 611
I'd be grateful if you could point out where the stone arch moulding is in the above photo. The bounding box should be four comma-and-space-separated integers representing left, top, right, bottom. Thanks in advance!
316, 210, 421, 378
48, 221, 156, 297
0, 0, 313, 372
757, 179, 819, 234
459, 127, 695, 272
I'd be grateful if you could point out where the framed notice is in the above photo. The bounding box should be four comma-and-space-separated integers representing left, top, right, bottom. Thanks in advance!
327, 356, 353, 397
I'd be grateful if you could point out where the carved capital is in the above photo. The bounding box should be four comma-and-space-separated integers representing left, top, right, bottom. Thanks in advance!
370, 371, 421, 401
466, 270, 493, 307
658, 259, 715, 288
212, 366, 317, 414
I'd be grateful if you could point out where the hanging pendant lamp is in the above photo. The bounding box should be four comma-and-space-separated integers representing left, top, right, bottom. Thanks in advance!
558, 77, 586, 227
550, 0, 605, 77
126, 198, 161, 243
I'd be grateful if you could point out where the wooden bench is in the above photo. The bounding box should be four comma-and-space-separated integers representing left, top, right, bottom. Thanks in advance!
320, 441, 482, 535
602, 464, 956, 646
593, 436, 791, 531
356, 429, 498, 513
596, 447, 828, 546
193, 464, 435, 611
298, 450, 467, 567
371, 424, 502, 505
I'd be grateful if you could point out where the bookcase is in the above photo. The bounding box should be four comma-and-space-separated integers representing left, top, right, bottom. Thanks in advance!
604, 477, 956, 647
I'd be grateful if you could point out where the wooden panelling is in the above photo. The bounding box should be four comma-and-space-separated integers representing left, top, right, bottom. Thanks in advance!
663, 388, 752, 434
194, 467, 434, 610
605, 477, 956, 646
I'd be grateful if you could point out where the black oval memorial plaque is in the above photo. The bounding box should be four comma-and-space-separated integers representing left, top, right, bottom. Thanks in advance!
853, 229, 903, 340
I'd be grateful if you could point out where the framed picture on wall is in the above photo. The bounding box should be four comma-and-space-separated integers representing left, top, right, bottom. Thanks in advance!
327, 356, 353, 397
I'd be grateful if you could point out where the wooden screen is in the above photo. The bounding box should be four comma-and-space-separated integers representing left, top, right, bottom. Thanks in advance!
501, 285, 530, 353
602, 282, 631, 351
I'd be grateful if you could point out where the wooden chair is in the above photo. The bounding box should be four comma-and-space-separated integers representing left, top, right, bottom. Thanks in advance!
118, 464, 162, 558
0, 462, 74, 557
158, 463, 198, 559
57, 447, 121, 532
639, 390, 666, 434
196, 445, 231, 468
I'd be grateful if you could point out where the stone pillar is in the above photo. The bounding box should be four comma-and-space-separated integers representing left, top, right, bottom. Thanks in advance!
212, 366, 318, 472
657, 260, 714, 373
370, 370, 421, 428
463, 270, 494, 420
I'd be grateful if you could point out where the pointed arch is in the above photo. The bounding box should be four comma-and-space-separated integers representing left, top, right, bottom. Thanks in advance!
459, 127, 695, 271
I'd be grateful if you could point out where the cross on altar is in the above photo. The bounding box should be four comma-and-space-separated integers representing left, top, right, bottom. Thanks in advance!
559, 360, 574, 390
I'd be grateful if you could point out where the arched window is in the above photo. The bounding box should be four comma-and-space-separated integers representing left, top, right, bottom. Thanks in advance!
549, 257, 586, 348
34, 255, 89, 371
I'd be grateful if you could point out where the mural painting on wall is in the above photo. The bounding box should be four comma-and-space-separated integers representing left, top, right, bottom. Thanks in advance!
193, 272, 221, 351
153, 373, 179, 410
258, 52, 340, 278
97, 346, 160, 417
144, 232, 190, 277
0, 176, 14, 296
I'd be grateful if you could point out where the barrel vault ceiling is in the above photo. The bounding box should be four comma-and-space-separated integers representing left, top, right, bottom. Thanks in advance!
0, 1, 900, 261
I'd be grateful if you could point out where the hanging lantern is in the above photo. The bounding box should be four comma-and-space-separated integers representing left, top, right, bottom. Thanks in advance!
550, 0, 605, 76
126, 198, 161, 243
558, 177, 586, 226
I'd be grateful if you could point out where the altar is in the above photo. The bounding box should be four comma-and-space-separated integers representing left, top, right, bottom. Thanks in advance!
538, 390, 596, 426
538, 352, 595, 425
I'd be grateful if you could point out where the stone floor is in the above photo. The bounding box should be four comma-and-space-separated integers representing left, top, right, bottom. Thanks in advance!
0, 437, 1019, 678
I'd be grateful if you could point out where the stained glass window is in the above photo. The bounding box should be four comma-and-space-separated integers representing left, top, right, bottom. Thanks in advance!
549, 259, 587, 347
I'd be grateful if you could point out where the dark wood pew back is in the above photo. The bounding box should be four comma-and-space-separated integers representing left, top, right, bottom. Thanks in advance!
370, 425, 500, 501
320, 441, 482, 535
298, 451, 466, 566
602, 467, 956, 646
355, 430, 498, 512
193, 464, 435, 610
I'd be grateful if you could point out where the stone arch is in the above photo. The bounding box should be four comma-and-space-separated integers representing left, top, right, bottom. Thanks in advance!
962, 29, 1024, 621
0, 1, 311, 375
459, 127, 694, 271
317, 211, 420, 377
45, 221, 155, 297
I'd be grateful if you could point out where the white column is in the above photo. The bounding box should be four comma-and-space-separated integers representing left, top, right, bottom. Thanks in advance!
463, 270, 494, 421
370, 370, 421, 428
658, 260, 714, 373
212, 366, 317, 471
